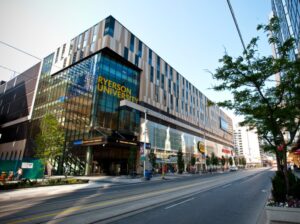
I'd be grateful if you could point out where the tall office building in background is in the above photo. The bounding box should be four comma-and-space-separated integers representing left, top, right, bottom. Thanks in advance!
271, 0, 300, 60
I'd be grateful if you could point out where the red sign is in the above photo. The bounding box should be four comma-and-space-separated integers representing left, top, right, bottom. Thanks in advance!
222, 148, 231, 154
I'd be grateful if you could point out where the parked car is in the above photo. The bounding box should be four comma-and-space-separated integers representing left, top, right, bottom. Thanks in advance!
229, 166, 238, 171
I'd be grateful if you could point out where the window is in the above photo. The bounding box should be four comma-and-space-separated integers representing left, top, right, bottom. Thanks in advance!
157, 56, 160, 72
168, 80, 171, 93
72, 51, 77, 64
170, 95, 173, 110
61, 44, 66, 59
124, 47, 128, 60
173, 83, 176, 95
104, 16, 115, 37
170, 67, 173, 80
150, 66, 154, 82
156, 71, 160, 86
55, 47, 60, 63
137, 40, 142, 57
92, 24, 99, 42
77, 34, 82, 50
148, 49, 152, 65
165, 63, 168, 77
83, 30, 89, 48
155, 85, 159, 102
130, 34, 135, 52
79, 50, 84, 60
135, 55, 139, 66
163, 90, 167, 106
161, 74, 165, 89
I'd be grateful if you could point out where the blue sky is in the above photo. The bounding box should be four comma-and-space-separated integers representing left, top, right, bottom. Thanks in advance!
0, 0, 272, 119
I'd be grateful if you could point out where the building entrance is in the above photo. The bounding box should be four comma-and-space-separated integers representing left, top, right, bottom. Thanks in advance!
91, 144, 138, 175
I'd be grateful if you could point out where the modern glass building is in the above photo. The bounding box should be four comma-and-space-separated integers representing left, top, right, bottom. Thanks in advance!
4, 16, 234, 176
271, 0, 300, 60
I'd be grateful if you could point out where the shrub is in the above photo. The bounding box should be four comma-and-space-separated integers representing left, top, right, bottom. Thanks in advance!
271, 170, 300, 202
272, 171, 286, 203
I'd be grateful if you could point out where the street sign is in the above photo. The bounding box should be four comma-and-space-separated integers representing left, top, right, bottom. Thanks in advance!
139, 142, 151, 149
73, 140, 83, 145
140, 156, 146, 161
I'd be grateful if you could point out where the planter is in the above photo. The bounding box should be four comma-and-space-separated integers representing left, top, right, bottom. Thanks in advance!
265, 205, 300, 224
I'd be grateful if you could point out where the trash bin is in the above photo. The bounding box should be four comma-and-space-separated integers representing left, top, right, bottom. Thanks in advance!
144, 170, 152, 180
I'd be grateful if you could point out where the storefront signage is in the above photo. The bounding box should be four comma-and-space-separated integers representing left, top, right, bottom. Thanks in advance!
197, 141, 205, 154
222, 148, 231, 154
98, 76, 138, 103
21, 162, 33, 169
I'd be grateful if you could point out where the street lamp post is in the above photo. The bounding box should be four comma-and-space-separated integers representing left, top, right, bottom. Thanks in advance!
143, 110, 147, 178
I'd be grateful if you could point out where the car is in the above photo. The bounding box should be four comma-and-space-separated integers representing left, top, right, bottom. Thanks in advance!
229, 166, 238, 171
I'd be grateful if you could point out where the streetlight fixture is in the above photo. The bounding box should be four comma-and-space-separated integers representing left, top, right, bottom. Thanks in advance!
143, 109, 147, 178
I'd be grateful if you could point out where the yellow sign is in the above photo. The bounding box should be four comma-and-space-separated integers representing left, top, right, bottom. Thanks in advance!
97, 76, 138, 103
197, 141, 205, 154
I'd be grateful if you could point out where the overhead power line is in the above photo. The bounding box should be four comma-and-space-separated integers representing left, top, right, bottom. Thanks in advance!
0, 40, 42, 61
0, 64, 20, 74
226, 0, 247, 53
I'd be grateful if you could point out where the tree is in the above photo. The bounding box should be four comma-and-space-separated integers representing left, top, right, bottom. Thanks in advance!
211, 152, 219, 170
149, 149, 157, 173
206, 155, 211, 170
35, 114, 64, 176
229, 157, 233, 166
191, 155, 196, 166
241, 157, 247, 167
211, 17, 300, 195
221, 156, 226, 171
177, 150, 184, 174
234, 157, 238, 166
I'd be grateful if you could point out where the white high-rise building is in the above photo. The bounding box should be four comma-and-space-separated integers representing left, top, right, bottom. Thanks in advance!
234, 125, 261, 165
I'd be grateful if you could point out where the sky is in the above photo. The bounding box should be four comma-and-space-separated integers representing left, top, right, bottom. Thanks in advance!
0, 0, 272, 121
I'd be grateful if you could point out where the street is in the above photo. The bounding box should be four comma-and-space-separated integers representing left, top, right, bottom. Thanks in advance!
0, 168, 273, 224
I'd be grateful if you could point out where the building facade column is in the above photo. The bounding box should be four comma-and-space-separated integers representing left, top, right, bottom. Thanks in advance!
85, 146, 93, 175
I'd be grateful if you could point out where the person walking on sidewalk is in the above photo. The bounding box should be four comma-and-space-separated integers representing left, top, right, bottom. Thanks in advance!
16, 167, 23, 180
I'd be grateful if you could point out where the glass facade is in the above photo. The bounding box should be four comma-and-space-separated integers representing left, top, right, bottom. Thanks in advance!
272, 0, 300, 59
32, 50, 140, 174
146, 120, 203, 153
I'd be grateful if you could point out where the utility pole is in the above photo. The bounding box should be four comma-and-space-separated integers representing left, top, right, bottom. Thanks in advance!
143, 110, 147, 178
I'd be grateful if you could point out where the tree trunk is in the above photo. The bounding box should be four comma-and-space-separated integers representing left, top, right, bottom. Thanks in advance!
282, 148, 290, 197
275, 150, 282, 172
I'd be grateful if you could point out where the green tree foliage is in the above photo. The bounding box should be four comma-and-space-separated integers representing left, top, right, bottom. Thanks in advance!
211, 17, 300, 194
177, 150, 184, 174
206, 156, 211, 167
35, 114, 64, 174
211, 152, 219, 167
221, 156, 226, 170
229, 157, 233, 166
234, 157, 238, 166
241, 157, 247, 167
149, 150, 157, 172
191, 155, 196, 166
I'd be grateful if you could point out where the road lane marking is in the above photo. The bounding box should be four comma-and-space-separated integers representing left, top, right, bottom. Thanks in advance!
222, 184, 231, 188
6, 180, 213, 224
6, 171, 264, 224
165, 198, 194, 209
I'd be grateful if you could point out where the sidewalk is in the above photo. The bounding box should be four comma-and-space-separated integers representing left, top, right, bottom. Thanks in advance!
0, 172, 195, 202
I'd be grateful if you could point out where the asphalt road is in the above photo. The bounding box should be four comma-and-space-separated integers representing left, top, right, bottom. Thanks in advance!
0, 168, 273, 224
112, 169, 273, 224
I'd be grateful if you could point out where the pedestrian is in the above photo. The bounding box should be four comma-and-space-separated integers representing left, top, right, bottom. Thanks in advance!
16, 167, 23, 180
